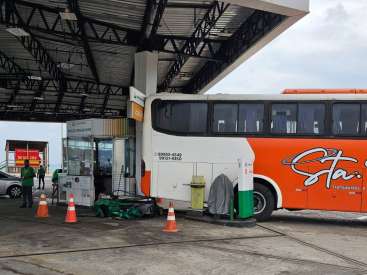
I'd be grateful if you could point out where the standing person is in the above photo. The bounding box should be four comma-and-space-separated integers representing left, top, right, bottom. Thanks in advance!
37, 165, 46, 190
20, 159, 36, 208
51, 169, 59, 186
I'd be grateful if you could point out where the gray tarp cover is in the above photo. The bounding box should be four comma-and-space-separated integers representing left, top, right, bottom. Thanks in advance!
208, 174, 234, 215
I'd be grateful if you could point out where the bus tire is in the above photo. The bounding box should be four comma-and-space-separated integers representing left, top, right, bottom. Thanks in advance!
254, 183, 275, 222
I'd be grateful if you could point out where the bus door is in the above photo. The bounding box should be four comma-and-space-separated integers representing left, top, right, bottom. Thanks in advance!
306, 145, 363, 212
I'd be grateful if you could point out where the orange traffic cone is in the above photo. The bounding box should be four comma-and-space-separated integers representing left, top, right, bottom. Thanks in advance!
163, 202, 178, 233
65, 194, 77, 223
36, 193, 49, 218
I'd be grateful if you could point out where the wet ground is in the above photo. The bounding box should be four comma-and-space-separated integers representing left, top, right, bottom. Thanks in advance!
0, 182, 366, 275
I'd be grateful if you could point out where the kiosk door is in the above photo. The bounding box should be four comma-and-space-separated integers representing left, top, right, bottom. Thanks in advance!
112, 139, 126, 195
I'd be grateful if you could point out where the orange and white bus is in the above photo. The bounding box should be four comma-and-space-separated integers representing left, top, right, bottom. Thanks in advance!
141, 90, 367, 221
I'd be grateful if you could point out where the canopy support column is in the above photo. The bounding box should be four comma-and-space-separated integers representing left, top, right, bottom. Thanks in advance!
134, 51, 158, 195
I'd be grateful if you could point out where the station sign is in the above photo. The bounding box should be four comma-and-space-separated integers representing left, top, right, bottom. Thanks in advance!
128, 87, 145, 122
129, 87, 146, 107
15, 149, 40, 167
128, 101, 144, 122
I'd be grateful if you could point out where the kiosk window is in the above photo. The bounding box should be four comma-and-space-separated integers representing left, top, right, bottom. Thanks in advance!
333, 104, 360, 135
238, 104, 264, 133
298, 104, 325, 135
155, 101, 208, 134
213, 104, 238, 133
271, 104, 297, 134
67, 138, 93, 176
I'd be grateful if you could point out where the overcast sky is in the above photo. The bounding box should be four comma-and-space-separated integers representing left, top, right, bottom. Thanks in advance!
1, 0, 365, 168
209, 0, 367, 93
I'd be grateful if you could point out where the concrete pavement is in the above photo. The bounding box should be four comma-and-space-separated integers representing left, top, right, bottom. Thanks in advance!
0, 195, 366, 274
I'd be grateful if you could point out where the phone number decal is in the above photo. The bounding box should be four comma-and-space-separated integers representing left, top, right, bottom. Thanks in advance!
155, 152, 182, 161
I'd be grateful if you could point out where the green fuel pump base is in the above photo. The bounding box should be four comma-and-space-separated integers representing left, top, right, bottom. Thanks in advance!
238, 190, 254, 219
237, 160, 254, 219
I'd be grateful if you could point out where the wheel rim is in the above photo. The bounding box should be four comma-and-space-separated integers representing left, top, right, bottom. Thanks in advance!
254, 191, 267, 214
10, 186, 22, 197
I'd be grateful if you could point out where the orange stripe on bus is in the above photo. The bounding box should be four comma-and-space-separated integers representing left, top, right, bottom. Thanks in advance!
141, 171, 151, 197
283, 89, 367, 94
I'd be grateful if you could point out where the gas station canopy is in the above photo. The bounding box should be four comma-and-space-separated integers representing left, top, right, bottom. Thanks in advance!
0, 0, 308, 122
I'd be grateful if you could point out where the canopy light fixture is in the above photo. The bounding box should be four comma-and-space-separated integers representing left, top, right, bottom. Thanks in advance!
27, 75, 42, 81
60, 8, 77, 21
81, 93, 89, 97
7, 104, 21, 108
33, 96, 44, 100
57, 63, 75, 69
216, 29, 232, 38
6, 27, 30, 37
178, 72, 193, 81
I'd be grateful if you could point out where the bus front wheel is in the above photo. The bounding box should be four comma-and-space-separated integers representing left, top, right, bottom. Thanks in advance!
253, 184, 275, 221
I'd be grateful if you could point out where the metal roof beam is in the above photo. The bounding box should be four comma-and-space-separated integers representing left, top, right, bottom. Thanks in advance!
30, 80, 45, 111
0, 50, 30, 80
54, 78, 66, 113
79, 93, 87, 113
138, 0, 168, 48
0, 50, 45, 104
65, 78, 128, 96
0, 51, 38, 93
140, 0, 153, 44
101, 86, 111, 116
4, 0, 68, 111
132, 0, 167, 85
0, 48, 128, 98
159, 1, 229, 92
7, 83, 19, 105
0, 77, 129, 96
0, 0, 223, 60
184, 11, 286, 93
0, 1, 140, 46
148, 0, 168, 41
0, 108, 120, 122
67, 0, 100, 83
2, 1, 66, 78
166, 3, 213, 9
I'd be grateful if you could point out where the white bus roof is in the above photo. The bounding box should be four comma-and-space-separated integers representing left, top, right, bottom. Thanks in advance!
150, 93, 367, 101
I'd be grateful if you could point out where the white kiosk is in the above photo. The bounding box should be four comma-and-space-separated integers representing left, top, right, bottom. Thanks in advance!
59, 118, 135, 206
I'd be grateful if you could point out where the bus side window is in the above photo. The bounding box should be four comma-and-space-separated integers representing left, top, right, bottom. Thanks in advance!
297, 104, 325, 135
154, 101, 208, 134
271, 104, 297, 134
362, 104, 367, 135
213, 104, 238, 133
238, 103, 264, 133
332, 104, 360, 136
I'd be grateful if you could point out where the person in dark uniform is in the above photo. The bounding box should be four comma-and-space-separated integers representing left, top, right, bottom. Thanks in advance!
37, 165, 46, 190
20, 160, 36, 208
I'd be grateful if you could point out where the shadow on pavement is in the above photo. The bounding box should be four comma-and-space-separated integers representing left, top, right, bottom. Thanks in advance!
265, 212, 367, 228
